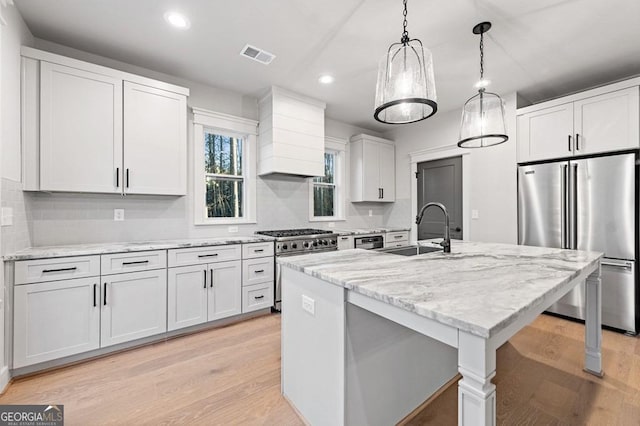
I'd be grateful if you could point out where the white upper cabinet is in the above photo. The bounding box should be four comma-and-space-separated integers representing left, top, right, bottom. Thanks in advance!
350, 134, 396, 202
22, 47, 189, 195
39, 62, 123, 193
517, 82, 639, 163
123, 82, 187, 195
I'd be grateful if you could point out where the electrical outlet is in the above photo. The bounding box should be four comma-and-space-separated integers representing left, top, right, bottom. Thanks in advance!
228, 226, 239, 233
1, 207, 13, 226
114, 209, 125, 221
368, 210, 373, 217
471, 209, 479, 220
302, 295, 315, 316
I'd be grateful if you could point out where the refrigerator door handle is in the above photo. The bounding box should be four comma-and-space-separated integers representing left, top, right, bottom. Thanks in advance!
571, 163, 578, 249
561, 164, 568, 249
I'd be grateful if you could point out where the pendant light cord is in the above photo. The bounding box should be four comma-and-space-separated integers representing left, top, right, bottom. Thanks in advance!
401, 0, 409, 44
479, 31, 484, 81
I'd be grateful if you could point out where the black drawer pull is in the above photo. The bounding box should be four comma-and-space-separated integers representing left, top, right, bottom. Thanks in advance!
43, 267, 77, 273
254, 295, 265, 300
122, 260, 149, 265
394, 235, 403, 239
340, 237, 349, 240
255, 269, 265, 273
254, 249, 264, 253
198, 254, 219, 258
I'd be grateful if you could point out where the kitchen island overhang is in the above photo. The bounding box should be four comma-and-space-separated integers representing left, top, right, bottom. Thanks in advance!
279, 241, 604, 426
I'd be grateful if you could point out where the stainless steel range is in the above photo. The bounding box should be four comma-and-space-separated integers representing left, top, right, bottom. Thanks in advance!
256, 228, 338, 311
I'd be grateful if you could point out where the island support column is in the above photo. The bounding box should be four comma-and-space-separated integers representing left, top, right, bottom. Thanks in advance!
457, 332, 496, 426
584, 266, 603, 376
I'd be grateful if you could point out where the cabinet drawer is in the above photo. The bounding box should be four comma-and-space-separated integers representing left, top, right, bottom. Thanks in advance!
386, 231, 409, 242
385, 242, 408, 248
15, 256, 100, 285
242, 282, 274, 313
101, 250, 167, 275
243, 257, 274, 286
242, 242, 274, 259
168, 245, 241, 267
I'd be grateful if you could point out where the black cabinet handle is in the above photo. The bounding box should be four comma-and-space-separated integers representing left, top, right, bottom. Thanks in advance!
116, 167, 120, 188
575, 133, 580, 150
381, 188, 384, 199
254, 249, 264, 253
203, 270, 207, 289
210, 269, 214, 287
255, 269, 265, 273
93, 284, 97, 307
198, 254, 218, 258
254, 295, 265, 300
568, 135, 572, 152
42, 267, 77, 273
103, 283, 107, 306
122, 260, 149, 265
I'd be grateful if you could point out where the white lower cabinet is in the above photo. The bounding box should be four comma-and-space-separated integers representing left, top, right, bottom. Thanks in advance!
100, 270, 167, 347
337, 235, 354, 250
14, 277, 101, 368
167, 260, 242, 331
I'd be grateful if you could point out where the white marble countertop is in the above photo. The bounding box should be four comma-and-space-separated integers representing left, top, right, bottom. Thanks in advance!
4, 236, 275, 261
277, 240, 603, 338
331, 227, 410, 236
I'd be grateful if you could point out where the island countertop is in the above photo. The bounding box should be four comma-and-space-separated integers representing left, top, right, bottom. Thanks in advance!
277, 240, 603, 338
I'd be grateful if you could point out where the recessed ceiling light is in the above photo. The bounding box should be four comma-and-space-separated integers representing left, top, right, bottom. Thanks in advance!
319, 75, 334, 84
164, 11, 190, 29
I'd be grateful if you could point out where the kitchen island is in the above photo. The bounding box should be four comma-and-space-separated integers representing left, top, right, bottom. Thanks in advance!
278, 241, 603, 426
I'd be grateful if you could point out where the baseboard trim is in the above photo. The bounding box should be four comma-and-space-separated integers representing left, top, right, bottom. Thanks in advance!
397, 373, 461, 426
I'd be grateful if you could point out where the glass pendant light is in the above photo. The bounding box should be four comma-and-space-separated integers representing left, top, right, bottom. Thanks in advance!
458, 22, 508, 148
374, 0, 437, 124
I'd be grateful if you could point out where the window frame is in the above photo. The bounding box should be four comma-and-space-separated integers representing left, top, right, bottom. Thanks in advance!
309, 137, 347, 222
192, 108, 258, 225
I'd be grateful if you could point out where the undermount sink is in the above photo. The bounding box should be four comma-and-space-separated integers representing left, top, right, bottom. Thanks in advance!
376, 245, 441, 257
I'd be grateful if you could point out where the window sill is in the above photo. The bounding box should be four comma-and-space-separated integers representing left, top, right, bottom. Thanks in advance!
195, 218, 257, 226
309, 217, 346, 222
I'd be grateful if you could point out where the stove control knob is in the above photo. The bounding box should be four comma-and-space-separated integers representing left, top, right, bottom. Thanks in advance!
313, 241, 318, 247
292, 243, 297, 249
282, 244, 288, 250
304, 241, 310, 248
322, 240, 328, 245
330, 239, 336, 245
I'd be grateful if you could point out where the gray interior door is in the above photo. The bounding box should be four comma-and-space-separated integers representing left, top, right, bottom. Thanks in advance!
417, 157, 462, 240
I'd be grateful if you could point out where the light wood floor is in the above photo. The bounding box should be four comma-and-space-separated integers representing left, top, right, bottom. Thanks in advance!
0, 313, 638, 425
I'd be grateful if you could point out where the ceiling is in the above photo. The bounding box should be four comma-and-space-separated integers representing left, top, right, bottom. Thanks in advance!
15, 0, 640, 132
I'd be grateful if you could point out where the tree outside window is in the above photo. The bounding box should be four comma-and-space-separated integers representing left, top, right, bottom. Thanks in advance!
204, 131, 244, 218
313, 152, 337, 217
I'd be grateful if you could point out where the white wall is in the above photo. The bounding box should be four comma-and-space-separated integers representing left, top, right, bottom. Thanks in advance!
383, 93, 518, 244
12, 40, 390, 246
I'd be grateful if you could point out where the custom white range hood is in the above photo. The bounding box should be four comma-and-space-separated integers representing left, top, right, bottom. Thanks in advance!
258, 86, 326, 177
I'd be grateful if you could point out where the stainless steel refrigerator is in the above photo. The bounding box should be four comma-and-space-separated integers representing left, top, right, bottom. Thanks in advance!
518, 152, 638, 334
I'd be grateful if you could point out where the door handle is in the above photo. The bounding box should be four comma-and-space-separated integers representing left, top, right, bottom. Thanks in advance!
116, 167, 120, 188
561, 164, 568, 249
381, 188, 384, 199
567, 135, 572, 152
210, 269, 214, 287
126, 169, 130, 188
601, 260, 633, 271
93, 283, 97, 307
575, 133, 580, 151
103, 283, 107, 306
203, 270, 207, 289
571, 163, 578, 249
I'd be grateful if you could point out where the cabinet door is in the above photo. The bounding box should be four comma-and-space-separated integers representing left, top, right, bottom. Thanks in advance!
378, 142, 395, 201
14, 278, 100, 368
517, 103, 573, 162
362, 141, 381, 201
337, 235, 354, 250
101, 270, 167, 347
574, 87, 640, 156
123, 82, 187, 195
207, 260, 242, 321
167, 265, 207, 331
40, 62, 122, 193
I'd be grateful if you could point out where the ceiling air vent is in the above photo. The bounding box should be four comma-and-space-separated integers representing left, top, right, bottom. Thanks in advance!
240, 44, 275, 65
